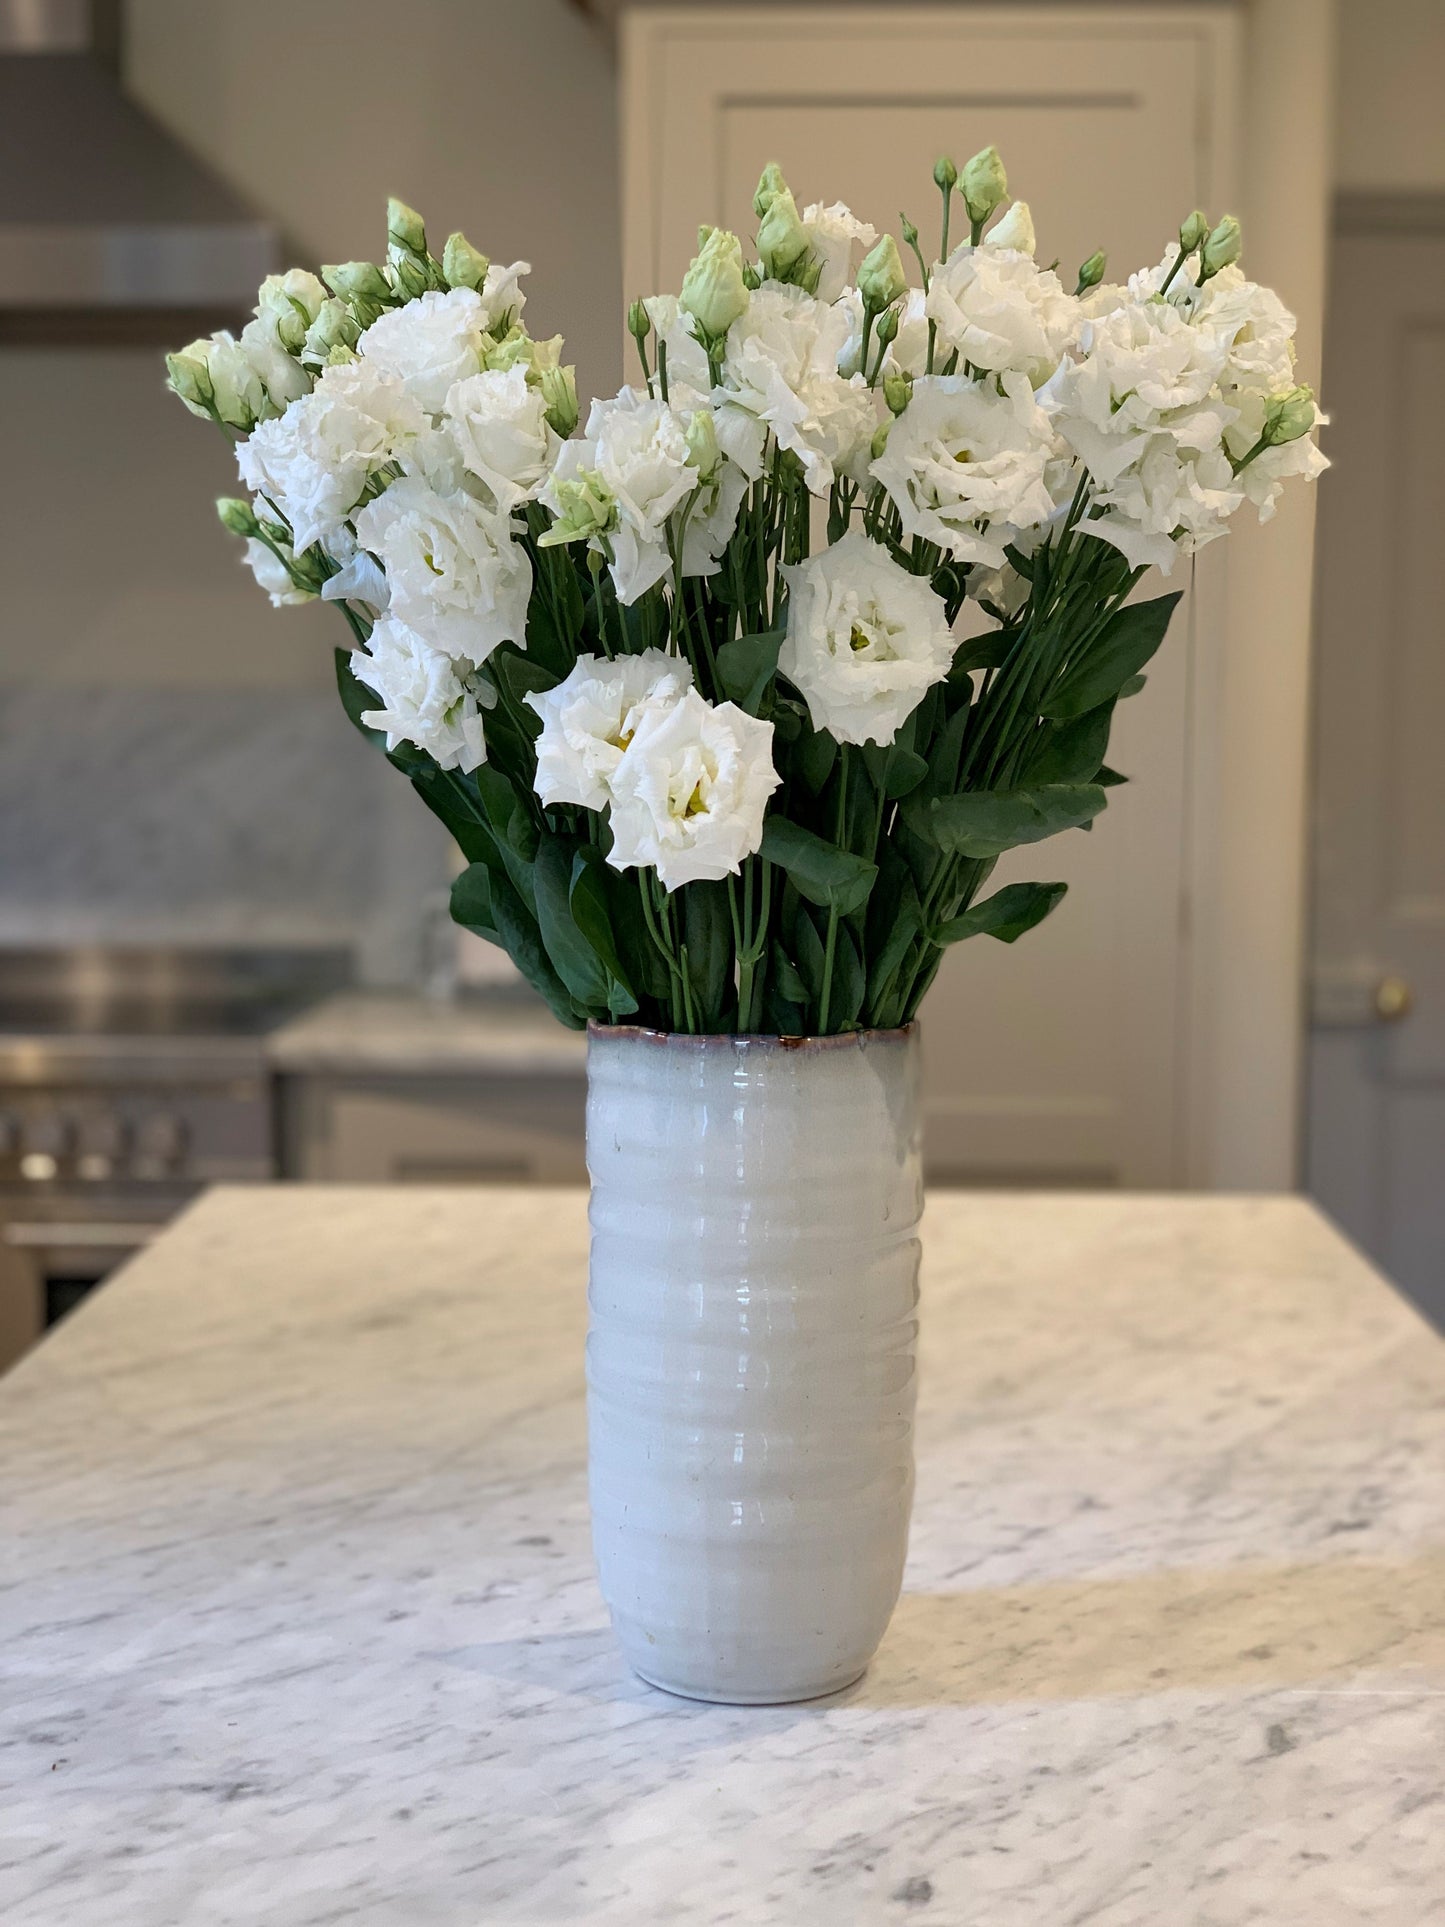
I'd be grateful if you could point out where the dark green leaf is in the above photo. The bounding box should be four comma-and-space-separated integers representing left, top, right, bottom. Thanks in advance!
760, 818, 877, 917
1117, 673, 1147, 699
913, 783, 1107, 858
829, 923, 866, 1029
716, 628, 784, 714
1096, 763, 1128, 787
1021, 700, 1114, 787
449, 861, 498, 940
862, 742, 929, 800
1042, 592, 1180, 721
951, 627, 1016, 677
933, 880, 1068, 946
682, 881, 732, 1030
773, 948, 808, 1004
1003, 543, 1035, 581
569, 849, 640, 1018
866, 874, 922, 1013
795, 727, 838, 795
534, 835, 610, 1012
458, 865, 584, 1030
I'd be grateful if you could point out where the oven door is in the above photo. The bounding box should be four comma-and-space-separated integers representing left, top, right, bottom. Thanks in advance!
0, 1191, 183, 1372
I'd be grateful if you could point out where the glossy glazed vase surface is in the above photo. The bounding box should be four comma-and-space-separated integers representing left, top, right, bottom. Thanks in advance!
585, 1024, 922, 1704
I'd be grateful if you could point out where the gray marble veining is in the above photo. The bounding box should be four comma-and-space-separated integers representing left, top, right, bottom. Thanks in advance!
1, 1188, 1442, 1925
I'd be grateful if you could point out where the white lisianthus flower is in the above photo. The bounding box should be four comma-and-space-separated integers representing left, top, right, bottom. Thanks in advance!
254, 269, 328, 351
235, 359, 430, 554
242, 538, 313, 607
1079, 438, 1243, 572
608, 688, 781, 891
351, 617, 488, 772
870, 371, 1058, 567
1196, 266, 1299, 398
543, 387, 719, 604
525, 649, 693, 810
477, 259, 530, 334
320, 528, 389, 614
837, 286, 931, 380
168, 331, 269, 430
983, 200, 1036, 255
926, 244, 1080, 387
1224, 387, 1329, 524
444, 363, 559, 513
353, 476, 531, 666
718, 285, 876, 493
358, 287, 491, 415
780, 531, 956, 746
641, 294, 712, 401
801, 201, 879, 304
238, 316, 311, 412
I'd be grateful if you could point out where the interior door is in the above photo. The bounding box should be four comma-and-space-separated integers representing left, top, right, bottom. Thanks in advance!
623, 4, 1239, 1184
1307, 200, 1445, 1324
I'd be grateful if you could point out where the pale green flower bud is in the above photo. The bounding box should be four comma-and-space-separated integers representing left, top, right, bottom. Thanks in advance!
679, 227, 750, 339
1178, 209, 1209, 254
984, 199, 1035, 254
858, 234, 907, 312
301, 296, 359, 368
874, 304, 900, 348
256, 269, 327, 354
753, 162, 788, 220
389, 253, 432, 300
933, 154, 958, 193
325, 344, 359, 367
215, 496, 259, 536
1076, 248, 1107, 292
626, 297, 650, 341
870, 421, 891, 461
1263, 384, 1316, 446
741, 261, 762, 292
442, 231, 489, 291
538, 469, 618, 548
540, 363, 580, 439
323, 259, 390, 303
899, 212, 920, 252
165, 332, 265, 431
481, 324, 533, 374
1200, 214, 1242, 279
883, 369, 913, 417
387, 197, 428, 258
960, 144, 1008, 228
756, 187, 811, 283
683, 408, 721, 482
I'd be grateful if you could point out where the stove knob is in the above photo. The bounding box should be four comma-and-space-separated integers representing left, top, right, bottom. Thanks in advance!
21, 1115, 71, 1182
79, 1114, 130, 1160
136, 1113, 187, 1170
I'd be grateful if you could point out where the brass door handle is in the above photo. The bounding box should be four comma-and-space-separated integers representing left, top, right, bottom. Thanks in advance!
1374, 975, 1413, 1023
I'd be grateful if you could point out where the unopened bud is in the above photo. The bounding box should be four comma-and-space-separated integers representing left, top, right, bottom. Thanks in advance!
626, 297, 650, 341
858, 234, 907, 311
874, 304, 900, 347
753, 163, 788, 221
1179, 209, 1209, 255
386, 197, 428, 258
216, 496, 259, 536
539, 363, 579, 440
960, 144, 1008, 228
883, 369, 913, 416
1076, 248, 1107, 292
756, 187, 811, 283
741, 261, 761, 292
1200, 214, 1242, 279
390, 254, 432, 300
442, 231, 489, 291
870, 421, 891, 460
683, 408, 721, 481
322, 260, 389, 303
899, 212, 920, 252
983, 200, 1035, 255
301, 296, 359, 368
933, 155, 958, 193
538, 468, 617, 548
1263, 384, 1316, 446
679, 227, 750, 339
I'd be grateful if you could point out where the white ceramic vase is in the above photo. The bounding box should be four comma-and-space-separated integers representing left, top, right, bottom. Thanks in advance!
585, 1024, 922, 1704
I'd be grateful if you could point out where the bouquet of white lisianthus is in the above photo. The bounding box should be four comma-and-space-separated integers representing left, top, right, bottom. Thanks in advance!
168, 151, 1325, 1034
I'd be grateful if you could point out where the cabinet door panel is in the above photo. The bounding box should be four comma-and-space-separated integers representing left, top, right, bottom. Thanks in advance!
624, 6, 1237, 1183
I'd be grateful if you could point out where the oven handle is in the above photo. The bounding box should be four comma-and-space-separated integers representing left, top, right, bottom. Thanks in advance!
2, 1221, 158, 1250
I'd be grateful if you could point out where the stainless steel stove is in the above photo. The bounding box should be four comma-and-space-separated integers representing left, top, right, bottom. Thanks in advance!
0, 947, 348, 1369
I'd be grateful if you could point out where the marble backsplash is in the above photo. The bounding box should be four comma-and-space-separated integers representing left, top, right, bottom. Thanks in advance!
0, 684, 454, 985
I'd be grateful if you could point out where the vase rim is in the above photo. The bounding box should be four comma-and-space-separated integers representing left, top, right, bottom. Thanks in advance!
587, 1021, 917, 1051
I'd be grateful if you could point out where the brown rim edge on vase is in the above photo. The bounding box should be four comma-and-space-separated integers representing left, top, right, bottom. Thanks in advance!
587, 1022, 918, 1052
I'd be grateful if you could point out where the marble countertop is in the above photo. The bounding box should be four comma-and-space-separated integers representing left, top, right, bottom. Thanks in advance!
2, 1188, 1443, 1926
265, 989, 588, 1077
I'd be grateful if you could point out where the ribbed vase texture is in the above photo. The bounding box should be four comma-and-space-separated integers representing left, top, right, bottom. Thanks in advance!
585, 1025, 922, 1704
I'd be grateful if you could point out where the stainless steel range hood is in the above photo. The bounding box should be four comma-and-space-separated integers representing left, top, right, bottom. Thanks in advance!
0, 0, 278, 341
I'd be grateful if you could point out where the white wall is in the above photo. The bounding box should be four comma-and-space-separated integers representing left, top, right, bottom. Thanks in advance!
1335, 0, 1445, 190
125, 0, 623, 411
